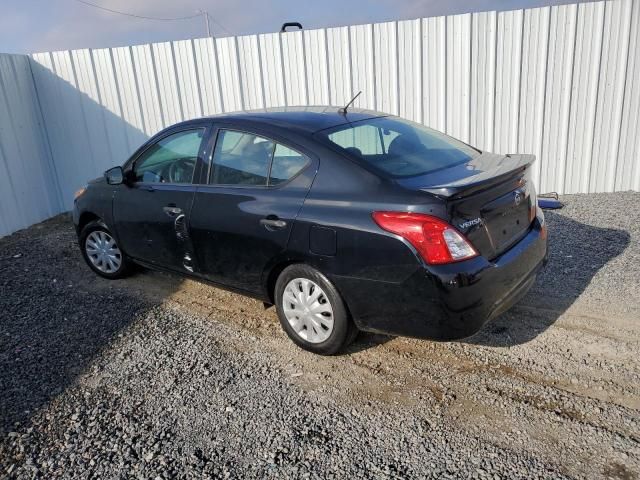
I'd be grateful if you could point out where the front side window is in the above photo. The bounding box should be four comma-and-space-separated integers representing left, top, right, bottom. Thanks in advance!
133, 129, 203, 184
210, 130, 308, 186
322, 117, 479, 178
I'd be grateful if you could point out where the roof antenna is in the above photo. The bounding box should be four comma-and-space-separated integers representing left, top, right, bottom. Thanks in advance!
339, 91, 362, 115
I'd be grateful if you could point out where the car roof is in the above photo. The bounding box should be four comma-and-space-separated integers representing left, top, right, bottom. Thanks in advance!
195, 106, 386, 134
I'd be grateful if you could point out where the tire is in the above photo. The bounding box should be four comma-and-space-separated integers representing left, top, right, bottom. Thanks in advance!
79, 220, 132, 279
275, 264, 358, 355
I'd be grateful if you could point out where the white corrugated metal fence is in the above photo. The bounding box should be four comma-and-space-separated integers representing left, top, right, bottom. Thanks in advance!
0, 54, 61, 237
0, 0, 639, 237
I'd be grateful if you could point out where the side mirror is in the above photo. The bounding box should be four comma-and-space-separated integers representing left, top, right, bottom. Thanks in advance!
105, 166, 124, 185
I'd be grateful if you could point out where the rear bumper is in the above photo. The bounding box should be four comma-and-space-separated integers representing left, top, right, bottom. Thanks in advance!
332, 214, 547, 340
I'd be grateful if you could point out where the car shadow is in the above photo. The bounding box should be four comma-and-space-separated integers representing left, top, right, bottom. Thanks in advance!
464, 208, 630, 347
344, 332, 395, 354
0, 58, 167, 434
0, 215, 182, 435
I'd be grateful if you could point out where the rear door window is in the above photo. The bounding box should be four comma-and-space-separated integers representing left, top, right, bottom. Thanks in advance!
210, 130, 275, 186
209, 129, 308, 187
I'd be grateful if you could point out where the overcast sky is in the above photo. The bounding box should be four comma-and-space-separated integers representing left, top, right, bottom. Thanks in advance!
1, 0, 594, 54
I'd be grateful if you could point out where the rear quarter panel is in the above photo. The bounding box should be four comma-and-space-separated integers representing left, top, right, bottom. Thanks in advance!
284, 147, 447, 326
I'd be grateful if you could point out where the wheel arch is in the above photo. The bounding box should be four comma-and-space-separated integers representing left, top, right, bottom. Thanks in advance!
78, 211, 102, 232
263, 258, 356, 324
263, 259, 302, 305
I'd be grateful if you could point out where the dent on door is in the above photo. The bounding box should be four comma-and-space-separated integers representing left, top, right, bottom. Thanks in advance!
162, 202, 195, 272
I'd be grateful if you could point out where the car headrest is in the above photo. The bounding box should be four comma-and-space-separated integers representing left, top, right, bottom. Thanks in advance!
387, 135, 416, 157
243, 141, 271, 158
344, 147, 363, 157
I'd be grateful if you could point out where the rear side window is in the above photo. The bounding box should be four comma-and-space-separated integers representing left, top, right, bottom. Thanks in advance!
209, 129, 308, 186
270, 144, 308, 186
322, 117, 479, 178
133, 129, 203, 184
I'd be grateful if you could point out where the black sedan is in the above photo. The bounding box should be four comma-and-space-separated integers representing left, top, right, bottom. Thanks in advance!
73, 107, 547, 355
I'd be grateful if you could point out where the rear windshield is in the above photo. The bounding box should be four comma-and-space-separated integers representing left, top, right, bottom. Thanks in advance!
319, 117, 480, 178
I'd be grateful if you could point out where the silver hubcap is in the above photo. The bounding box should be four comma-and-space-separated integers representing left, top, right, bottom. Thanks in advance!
282, 278, 334, 343
85, 230, 122, 273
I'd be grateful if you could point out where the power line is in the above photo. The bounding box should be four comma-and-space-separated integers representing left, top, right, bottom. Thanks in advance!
72, 0, 234, 37
204, 12, 233, 36
72, 0, 202, 21
197, 10, 211, 37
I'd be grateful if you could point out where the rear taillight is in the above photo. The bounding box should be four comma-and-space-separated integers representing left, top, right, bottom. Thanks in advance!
372, 212, 478, 265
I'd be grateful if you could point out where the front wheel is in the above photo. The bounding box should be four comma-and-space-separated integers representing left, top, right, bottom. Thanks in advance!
275, 264, 358, 355
79, 220, 132, 279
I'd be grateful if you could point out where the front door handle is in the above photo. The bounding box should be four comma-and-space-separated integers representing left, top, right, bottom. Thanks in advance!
163, 205, 182, 217
260, 217, 287, 230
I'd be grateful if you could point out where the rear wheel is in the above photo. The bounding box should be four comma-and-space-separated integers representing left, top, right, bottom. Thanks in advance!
275, 264, 358, 355
79, 220, 131, 279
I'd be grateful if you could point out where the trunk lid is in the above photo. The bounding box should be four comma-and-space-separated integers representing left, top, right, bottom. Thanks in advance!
397, 152, 537, 259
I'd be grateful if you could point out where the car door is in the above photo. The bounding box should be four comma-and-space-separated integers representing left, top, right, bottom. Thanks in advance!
113, 124, 211, 272
189, 126, 317, 294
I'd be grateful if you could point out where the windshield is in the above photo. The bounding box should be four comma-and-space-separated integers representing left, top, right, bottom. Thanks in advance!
319, 117, 480, 178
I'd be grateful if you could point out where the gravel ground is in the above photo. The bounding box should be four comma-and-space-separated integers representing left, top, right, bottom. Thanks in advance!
1, 192, 638, 479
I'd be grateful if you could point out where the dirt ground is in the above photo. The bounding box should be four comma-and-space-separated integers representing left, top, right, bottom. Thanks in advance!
1, 192, 639, 478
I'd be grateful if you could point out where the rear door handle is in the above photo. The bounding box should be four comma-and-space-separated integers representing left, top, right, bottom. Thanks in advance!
260, 218, 287, 230
163, 206, 182, 217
